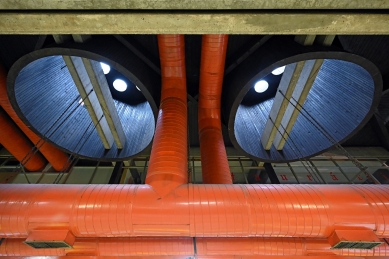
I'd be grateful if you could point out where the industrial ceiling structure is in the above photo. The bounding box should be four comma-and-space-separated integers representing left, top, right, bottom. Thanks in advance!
0, 1, 389, 259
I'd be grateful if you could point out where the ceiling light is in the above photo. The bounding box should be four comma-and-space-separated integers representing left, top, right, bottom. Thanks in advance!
254, 80, 269, 93
100, 62, 111, 74
271, 66, 285, 75
113, 79, 127, 92
136, 85, 141, 91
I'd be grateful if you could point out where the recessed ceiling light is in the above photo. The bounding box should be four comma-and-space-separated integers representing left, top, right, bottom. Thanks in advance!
254, 80, 269, 93
113, 79, 127, 92
271, 66, 285, 75
100, 62, 111, 75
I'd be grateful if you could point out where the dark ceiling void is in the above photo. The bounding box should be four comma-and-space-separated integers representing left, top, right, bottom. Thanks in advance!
105, 67, 146, 106
378, 89, 389, 125
223, 37, 382, 162
241, 73, 281, 106
7, 47, 157, 161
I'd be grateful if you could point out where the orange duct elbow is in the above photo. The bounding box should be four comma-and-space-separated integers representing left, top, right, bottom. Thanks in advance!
145, 35, 188, 195
0, 64, 69, 172
0, 107, 46, 171
0, 184, 388, 239
198, 35, 232, 184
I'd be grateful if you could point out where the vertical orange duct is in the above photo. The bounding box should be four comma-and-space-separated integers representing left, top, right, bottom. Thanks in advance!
145, 35, 188, 196
198, 35, 232, 184
0, 63, 69, 171
0, 108, 45, 171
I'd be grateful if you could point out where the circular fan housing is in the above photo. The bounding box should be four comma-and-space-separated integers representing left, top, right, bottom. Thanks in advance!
222, 37, 382, 162
7, 37, 160, 161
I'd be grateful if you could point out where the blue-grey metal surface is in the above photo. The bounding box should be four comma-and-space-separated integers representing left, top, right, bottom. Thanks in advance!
13, 55, 155, 161
234, 59, 378, 162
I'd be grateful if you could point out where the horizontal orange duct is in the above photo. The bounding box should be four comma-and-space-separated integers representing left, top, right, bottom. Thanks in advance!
198, 34, 232, 184
0, 107, 46, 171
145, 34, 188, 196
0, 64, 69, 171
1, 237, 388, 257
0, 184, 388, 238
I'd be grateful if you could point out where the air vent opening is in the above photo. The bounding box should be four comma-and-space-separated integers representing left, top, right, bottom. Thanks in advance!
331, 241, 383, 250
24, 240, 73, 249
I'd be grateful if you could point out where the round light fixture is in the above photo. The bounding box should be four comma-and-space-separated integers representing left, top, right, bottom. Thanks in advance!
113, 79, 127, 92
271, 66, 285, 75
100, 62, 111, 75
254, 80, 269, 93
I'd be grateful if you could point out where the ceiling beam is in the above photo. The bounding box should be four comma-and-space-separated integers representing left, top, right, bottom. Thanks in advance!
82, 58, 126, 149
273, 59, 324, 150
269, 35, 334, 150
0, 0, 387, 9
261, 61, 306, 150
63, 56, 115, 149
0, 13, 389, 34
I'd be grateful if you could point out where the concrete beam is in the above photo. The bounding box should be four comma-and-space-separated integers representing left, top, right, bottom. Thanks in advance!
315, 35, 336, 46
1, 0, 388, 9
273, 59, 324, 150
82, 58, 126, 149
1, 13, 389, 34
72, 34, 92, 43
261, 61, 306, 150
294, 35, 316, 46
63, 56, 114, 149
53, 34, 71, 44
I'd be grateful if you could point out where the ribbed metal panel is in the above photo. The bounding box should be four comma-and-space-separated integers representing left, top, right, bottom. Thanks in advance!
13, 55, 155, 161
233, 59, 377, 162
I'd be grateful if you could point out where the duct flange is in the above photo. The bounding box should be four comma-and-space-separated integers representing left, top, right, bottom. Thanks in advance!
222, 36, 382, 163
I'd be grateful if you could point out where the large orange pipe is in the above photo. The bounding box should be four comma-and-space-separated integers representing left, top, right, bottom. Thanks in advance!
0, 184, 388, 238
0, 108, 45, 171
145, 35, 188, 196
1, 237, 389, 257
198, 35, 232, 184
0, 64, 69, 171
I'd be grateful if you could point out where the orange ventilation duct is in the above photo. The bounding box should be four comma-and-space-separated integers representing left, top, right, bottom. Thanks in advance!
145, 35, 188, 196
1, 36, 389, 259
0, 184, 388, 239
0, 108, 45, 171
0, 64, 69, 171
198, 35, 232, 184
1, 237, 389, 257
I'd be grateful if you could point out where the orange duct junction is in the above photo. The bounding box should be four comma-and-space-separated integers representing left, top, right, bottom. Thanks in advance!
0, 107, 45, 171
198, 35, 232, 184
0, 35, 389, 259
0, 64, 69, 171
1, 236, 389, 257
0, 184, 388, 239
